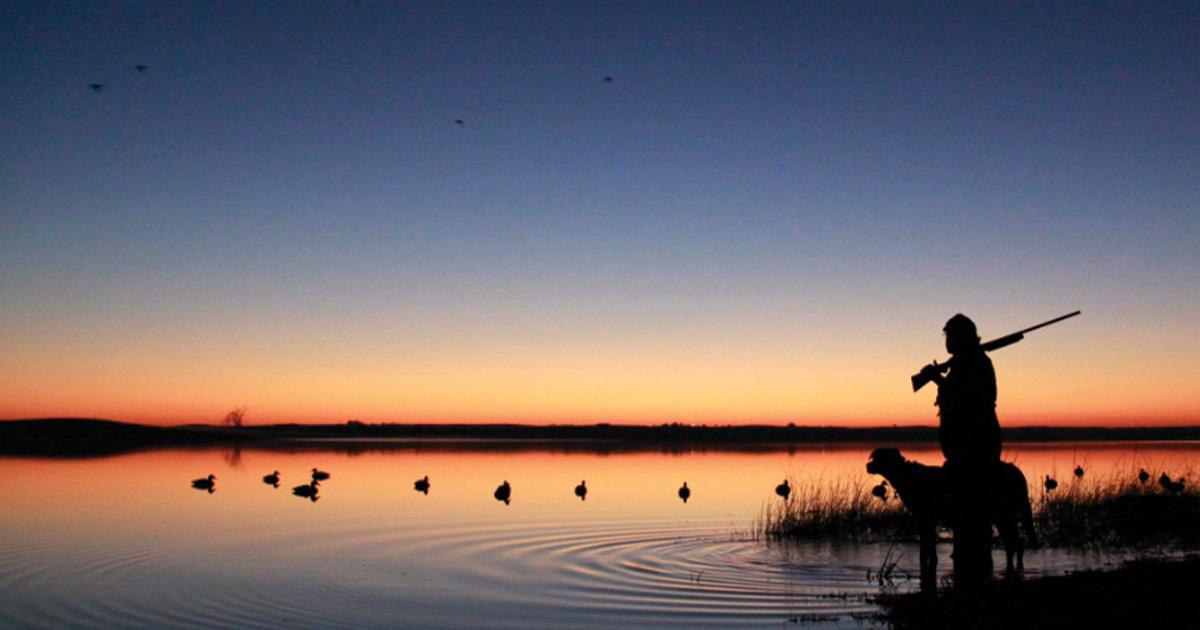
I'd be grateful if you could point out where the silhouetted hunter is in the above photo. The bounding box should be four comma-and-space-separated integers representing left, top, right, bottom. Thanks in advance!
912, 310, 1077, 577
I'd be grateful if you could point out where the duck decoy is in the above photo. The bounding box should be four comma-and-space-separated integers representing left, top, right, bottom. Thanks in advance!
1074, 465, 1084, 479
678, 482, 690, 503
311, 468, 330, 481
1044, 475, 1058, 492
775, 479, 791, 500
414, 476, 430, 494
575, 480, 587, 501
293, 480, 319, 501
191, 474, 216, 492
263, 471, 280, 487
494, 480, 511, 505
1138, 468, 1151, 483
871, 481, 888, 502
1159, 473, 1186, 493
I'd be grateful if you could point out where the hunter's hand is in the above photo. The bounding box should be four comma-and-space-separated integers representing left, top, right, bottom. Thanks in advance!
918, 361, 942, 382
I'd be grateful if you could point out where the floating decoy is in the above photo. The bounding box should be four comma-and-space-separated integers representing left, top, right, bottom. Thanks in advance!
871, 481, 888, 502
414, 476, 430, 494
575, 480, 587, 501
1044, 475, 1058, 492
775, 480, 790, 500
678, 482, 690, 503
88, 83, 104, 92
191, 474, 216, 492
1138, 468, 1151, 483
263, 471, 280, 487
293, 480, 319, 501
1074, 465, 1084, 479
311, 468, 330, 481
494, 480, 511, 505
1160, 473, 1186, 493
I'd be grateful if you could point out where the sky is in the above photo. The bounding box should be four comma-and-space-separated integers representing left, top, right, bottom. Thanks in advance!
2, 1, 1198, 427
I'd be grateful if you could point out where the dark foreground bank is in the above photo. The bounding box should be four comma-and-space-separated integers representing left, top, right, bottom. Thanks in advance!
876, 555, 1200, 629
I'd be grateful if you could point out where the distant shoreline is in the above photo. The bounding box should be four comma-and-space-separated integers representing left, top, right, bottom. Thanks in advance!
4, 417, 1200, 457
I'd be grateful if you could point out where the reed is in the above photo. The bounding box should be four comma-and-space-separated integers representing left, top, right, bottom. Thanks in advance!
757, 465, 1200, 549
1034, 465, 1200, 548
755, 474, 913, 542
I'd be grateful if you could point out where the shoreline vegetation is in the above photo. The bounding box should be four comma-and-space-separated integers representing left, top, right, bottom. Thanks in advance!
3, 417, 1200, 457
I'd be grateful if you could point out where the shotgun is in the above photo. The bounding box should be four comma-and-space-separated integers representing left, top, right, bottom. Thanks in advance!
911, 310, 1081, 392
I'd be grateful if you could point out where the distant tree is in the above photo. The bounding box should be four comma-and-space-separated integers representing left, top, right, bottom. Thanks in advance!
222, 406, 248, 427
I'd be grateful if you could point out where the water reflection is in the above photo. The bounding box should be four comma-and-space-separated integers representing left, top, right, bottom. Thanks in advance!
3, 441, 1198, 629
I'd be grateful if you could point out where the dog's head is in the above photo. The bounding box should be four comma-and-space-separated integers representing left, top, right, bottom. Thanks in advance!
866, 447, 905, 475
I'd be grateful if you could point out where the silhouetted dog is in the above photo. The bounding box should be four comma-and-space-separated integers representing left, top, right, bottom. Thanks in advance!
866, 448, 1037, 573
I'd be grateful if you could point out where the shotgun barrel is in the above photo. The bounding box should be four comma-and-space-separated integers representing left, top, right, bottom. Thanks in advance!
911, 310, 1080, 392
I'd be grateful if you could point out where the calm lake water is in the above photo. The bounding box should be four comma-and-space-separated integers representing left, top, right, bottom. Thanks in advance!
3, 440, 1198, 629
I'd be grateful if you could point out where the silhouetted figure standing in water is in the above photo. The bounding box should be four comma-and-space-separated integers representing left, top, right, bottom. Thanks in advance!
917, 314, 1002, 579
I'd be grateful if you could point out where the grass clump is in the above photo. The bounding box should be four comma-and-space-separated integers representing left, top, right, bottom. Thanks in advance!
755, 475, 915, 542
1034, 467, 1200, 548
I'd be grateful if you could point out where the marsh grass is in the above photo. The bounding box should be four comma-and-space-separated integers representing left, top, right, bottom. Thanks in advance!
1034, 464, 1200, 548
758, 464, 1200, 550
755, 474, 914, 542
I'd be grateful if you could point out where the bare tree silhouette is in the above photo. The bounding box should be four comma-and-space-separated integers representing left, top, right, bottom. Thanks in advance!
222, 406, 248, 427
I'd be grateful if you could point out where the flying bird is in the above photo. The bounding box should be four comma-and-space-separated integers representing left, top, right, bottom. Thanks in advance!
603, 76, 613, 83
191, 474, 216, 492
88, 83, 104, 92
678, 482, 690, 503
135, 64, 147, 72
575, 480, 587, 501
454, 119, 464, 126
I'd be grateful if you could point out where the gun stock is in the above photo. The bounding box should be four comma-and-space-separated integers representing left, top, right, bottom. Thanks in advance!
910, 311, 1079, 392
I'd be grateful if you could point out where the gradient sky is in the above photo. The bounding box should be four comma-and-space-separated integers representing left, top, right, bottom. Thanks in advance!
3, 1, 1198, 426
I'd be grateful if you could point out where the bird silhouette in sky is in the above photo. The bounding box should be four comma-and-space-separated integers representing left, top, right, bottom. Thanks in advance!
135, 64, 147, 72
88, 83, 104, 92
454, 119, 464, 126
603, 76, 613, 83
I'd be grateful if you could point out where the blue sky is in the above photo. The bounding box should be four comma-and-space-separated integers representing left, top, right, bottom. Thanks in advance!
3, 1, 1198, 425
